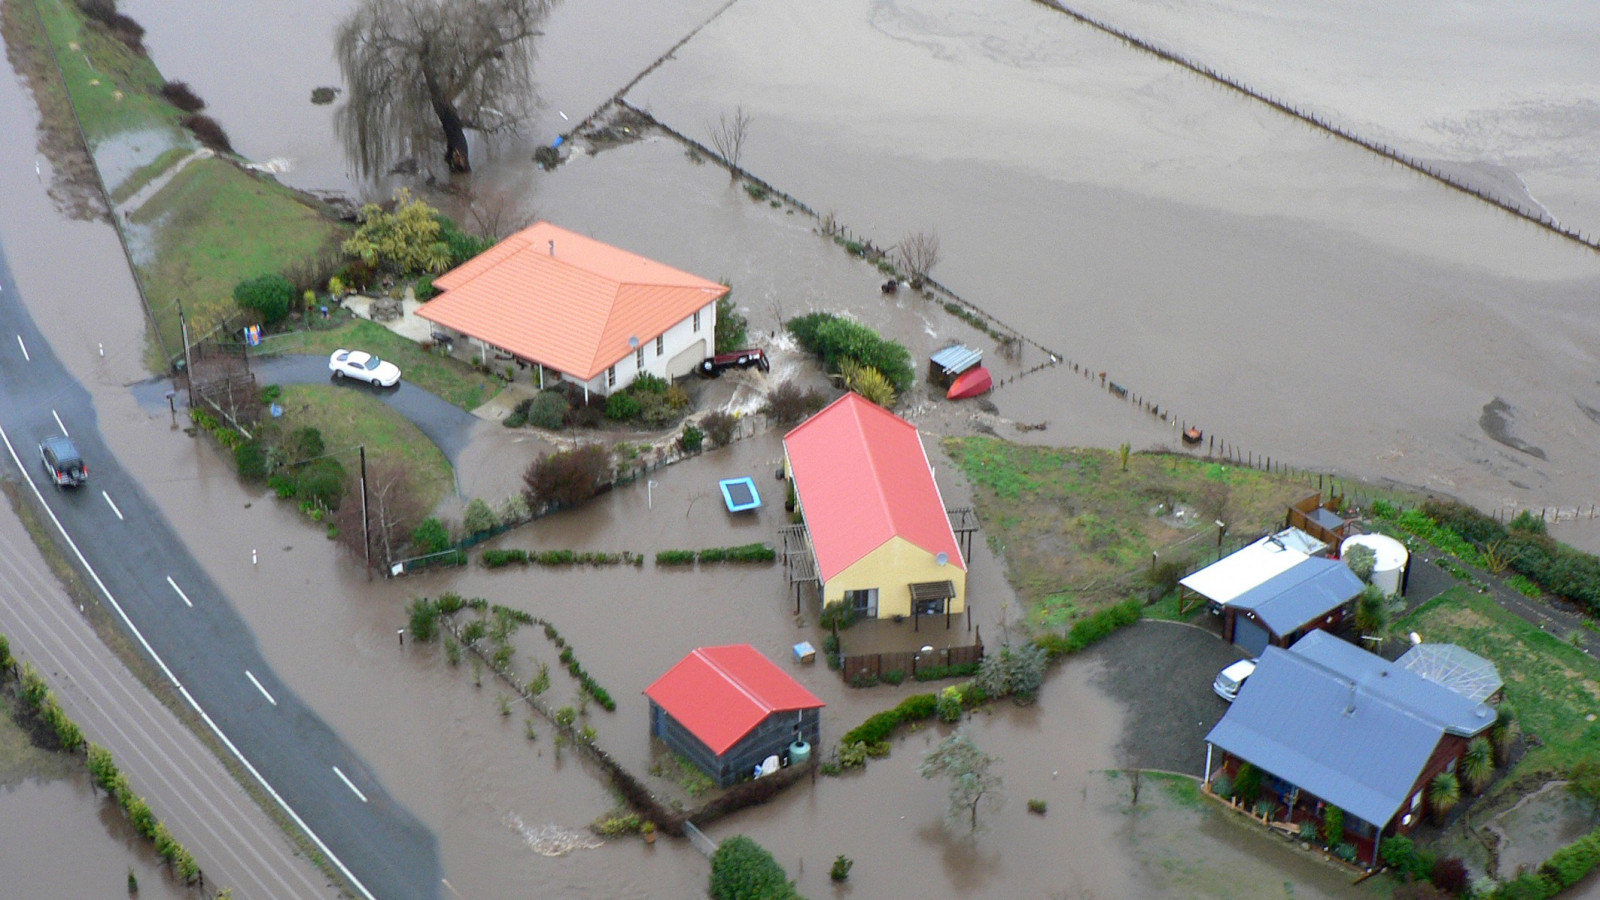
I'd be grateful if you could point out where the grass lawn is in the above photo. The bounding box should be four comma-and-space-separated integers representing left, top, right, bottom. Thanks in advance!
270, 384, 452, 515
109, 145, 189, 203
131, 157, 347, 357
31, 0, 178, 142
262, 319, 497, 412
945, 438, 1311, 632
1397, 586, 1600, 780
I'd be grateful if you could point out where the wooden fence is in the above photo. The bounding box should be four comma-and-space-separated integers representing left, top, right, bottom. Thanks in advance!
842, 634, 984, 684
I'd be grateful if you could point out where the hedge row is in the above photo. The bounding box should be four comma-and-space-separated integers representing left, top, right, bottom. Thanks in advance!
710, 835, 803, 900
786, 312, 915, 391
1390, 499, 1600, 616
655, 544, 776, 566
481, 548, 642, 568
1035, 599, 1143, 658
1488, 825, 1600, 899
840, 693, 938, 747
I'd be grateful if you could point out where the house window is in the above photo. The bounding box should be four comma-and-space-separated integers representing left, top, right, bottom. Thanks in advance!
915, 597, 945, 616
607, 366, 616, 388
636, 347, 645, 370
693, 310, 701, 332
844, 589, 877, 617
1409, 789, 1423, 812
656, 335, 664, 356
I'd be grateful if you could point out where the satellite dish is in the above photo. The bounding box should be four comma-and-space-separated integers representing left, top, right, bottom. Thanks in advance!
936, 552, 949, 566
629, 336, 640, 348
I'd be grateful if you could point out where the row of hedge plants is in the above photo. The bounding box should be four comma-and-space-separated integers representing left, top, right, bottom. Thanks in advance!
654, 544, 776, 566
4, 638, 201, 882
480, 548, 642, 568
1486, 824, 1600, 899
785, 312, 914, 394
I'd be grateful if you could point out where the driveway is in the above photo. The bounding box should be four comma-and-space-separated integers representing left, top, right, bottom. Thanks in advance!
1088, 619, 1245, 775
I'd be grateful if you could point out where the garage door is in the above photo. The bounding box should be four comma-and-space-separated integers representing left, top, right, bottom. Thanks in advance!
1233, 616, 1271, 656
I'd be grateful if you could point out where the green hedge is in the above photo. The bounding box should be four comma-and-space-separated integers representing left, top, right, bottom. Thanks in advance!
786, 312, 914, 391
840, 692, 938, 746
481, 548, 639, 568
710, 835, 803, 900
656, 544, 776, 566
1035, 599, 1143, 658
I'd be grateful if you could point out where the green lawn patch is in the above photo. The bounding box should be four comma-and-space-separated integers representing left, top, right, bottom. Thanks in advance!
109, 145, 189, 203
32, 0, 178, 142
1397, 587, 1600, 778
270, 385, 451, 513
263, 320, 495, 411
944, 438, 1308, 630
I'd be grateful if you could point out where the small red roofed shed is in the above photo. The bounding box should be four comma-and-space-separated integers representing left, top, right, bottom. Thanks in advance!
644, 645, 823, 786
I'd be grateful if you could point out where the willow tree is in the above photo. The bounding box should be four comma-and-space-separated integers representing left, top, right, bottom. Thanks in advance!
335, 0, 552, 175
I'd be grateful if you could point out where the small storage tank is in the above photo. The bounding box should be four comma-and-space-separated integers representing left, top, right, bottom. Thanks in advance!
788, 740, 811, 765
1340, 533, 1409, 596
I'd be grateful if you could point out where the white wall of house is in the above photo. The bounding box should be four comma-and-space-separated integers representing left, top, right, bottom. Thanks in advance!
559, 300, 718, 397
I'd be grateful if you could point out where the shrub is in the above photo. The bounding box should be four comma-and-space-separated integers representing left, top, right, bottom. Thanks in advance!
655, 550, 697, 566
605, 392, 641, 421
1321, 804, 1344, 847
764, 381, 828, 425
709, 836, 799, 900
481, 548, 527, 568
937, 686, 963, 722
1232, 763, 1263, 806
840, 693, 938, 746
182, 114, 233, 153
343, 190, 451, 276
411, 518, 452, 555
1332, 843, 1357, 863
714, 289, 748, 354
1539, 826, 1600, 889
407, 598, 441, 642
527, 391, 569, 429
786, 312, 914, 391
414, 275, 437, 301
159, 80, 205, 112
1431, 856, 1470, 895
524, 445, 612, 511
1462, 736, 1494, 794
1429, 772, 1461, 823
463, 499, 497, 536
830, 854, 853, 882
838, 360, 896, 407
1509, 509, 1548, 535
288, 458, 345, 509
1343, 544, 1376, 582
680, 423, 704, 453
819, 602, 861, 631
701, 410, 737, 447
881, 669, 905, 686
1371, 498, 1398, 519
976, 642, 1047, 703
632, 373, 669, 395
438, 216, 493, 267
1038, 599, 1142, 658
233, 274, 295, 325
1027, 798, 1047, 815
235, 440, 268, 480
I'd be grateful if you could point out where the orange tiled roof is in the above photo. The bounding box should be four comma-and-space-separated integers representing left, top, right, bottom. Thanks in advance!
418, 222, 728, 380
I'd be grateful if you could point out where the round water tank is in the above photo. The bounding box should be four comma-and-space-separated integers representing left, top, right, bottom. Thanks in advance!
788, 740, 811, 765
1341, 533, 1409, 595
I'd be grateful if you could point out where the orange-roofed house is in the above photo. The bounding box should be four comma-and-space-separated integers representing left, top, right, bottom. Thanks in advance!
417, 222, 729, 398
644, 645, 824, 786
784, 393, 966, 621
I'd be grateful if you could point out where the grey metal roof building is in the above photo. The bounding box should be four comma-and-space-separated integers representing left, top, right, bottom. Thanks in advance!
1227, 558, 1364, 638
1205, 631, 1495, 832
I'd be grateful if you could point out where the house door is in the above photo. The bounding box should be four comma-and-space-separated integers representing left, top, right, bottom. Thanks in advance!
1234, 616, 1271, 656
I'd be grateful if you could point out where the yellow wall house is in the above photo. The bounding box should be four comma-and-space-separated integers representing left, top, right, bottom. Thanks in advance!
783, 393, 966, 620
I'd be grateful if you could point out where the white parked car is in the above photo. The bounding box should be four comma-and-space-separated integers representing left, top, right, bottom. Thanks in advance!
329, 349, 401, 388
1213, 658, 1258, 702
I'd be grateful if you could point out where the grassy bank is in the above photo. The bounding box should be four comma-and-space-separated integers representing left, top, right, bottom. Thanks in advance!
264, 319, 497, 412
944, 437, 1310, 630
273, 384, 452, 513
1397, 587, 1600, 781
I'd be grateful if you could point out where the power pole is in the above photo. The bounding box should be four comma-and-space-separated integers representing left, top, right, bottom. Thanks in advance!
359, 445, 372, 578
179, 301, 194, 408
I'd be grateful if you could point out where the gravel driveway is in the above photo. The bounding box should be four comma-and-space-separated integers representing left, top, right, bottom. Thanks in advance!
1088, 619, 1246, 775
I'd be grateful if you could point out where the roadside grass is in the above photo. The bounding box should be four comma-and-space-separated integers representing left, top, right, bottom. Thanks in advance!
944, 438, 1308, 631
130, 157, 347, 356
272, 385, 452, 514
109, 145, 189, 204
1397, 586, 1600, 781
263, 320, 496, 411
32, 0, 178, 142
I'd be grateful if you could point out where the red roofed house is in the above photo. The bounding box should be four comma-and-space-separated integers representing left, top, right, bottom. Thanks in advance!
784, 393, 966, 621
417, 222, 729, 399
644, 645, 824, 786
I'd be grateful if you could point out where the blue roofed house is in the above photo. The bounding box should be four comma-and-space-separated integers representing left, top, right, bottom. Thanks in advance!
1220, 557, 1364, 656
1204, 631, 1499, 866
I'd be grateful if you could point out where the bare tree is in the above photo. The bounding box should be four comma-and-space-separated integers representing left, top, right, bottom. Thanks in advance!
335, 0, 553, 176
895, 230, 942, 288
706, 105, 752, 179
919, 728, 1003, 833
331, 458, 425, 567
465, 188, 537, 241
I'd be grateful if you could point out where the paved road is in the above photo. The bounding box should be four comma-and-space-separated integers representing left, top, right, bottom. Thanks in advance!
0, 253, 441, 897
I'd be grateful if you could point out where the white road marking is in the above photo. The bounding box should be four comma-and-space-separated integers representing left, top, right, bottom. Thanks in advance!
0, 422, 377, 900
15, 335, 27, 360
52, 410, 67, 435
333, 766, 368, 803
245, 670, 277, 706
102, 491, 123, 520
166, 576, 193, 608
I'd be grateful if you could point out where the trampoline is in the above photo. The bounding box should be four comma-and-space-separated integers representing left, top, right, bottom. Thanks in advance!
719, 477, 762, 513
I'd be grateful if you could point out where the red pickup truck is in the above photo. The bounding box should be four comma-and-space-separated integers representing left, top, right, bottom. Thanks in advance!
697, 348, 770, 377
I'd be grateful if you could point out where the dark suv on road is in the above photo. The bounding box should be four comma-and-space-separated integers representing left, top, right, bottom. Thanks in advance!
40, 435, 87, 487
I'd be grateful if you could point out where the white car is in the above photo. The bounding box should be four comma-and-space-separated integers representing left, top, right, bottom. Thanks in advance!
329, 349, 401, 388
1213, 658, 1258, 702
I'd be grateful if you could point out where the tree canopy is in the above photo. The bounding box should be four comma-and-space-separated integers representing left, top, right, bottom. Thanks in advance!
335, 0, 553, 175
919, 728, 1003, 833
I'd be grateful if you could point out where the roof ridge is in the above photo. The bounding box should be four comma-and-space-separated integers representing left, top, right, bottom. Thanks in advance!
1284, 646, 1458, 733
698, 648, 774, 714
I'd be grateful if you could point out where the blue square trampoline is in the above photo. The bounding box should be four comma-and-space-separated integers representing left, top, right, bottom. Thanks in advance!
719, 477, 762, 513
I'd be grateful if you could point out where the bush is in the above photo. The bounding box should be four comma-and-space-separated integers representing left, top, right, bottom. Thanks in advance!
786, 312, 915, 391
159, 80, 205, 113
830, 854, 853, 883
481, 548, 528, 568
840, 693, 938, 746
411, 518, 452, 555
1321, 804, 1344, 847
233, 274, 295, 325
1037, 599, 1142, 658
1431, 856, 1470, 895
524, 445, 612, 511
975, 642, 1047, 703
1231, 763, 1262, 806
605, 392, 641, 421
714, 290, 748, 354
182, 114, 233, 153
656, 549, 697, 566
463, 499, 497, 536
438, 216, 493, 268
1539, 826, 1600, 890
1332, 843, 1357, 863
838, 360, 896, 408
819, 602, 861, 631
709, 836, 799, 900
235, 440, 268, 480
680, 423, 704, 453
702, 410, 737, 448
527, 391, 569, 429
937, 686, 963, 723
414, 275, 438, 301
343, 190, 450, 275
764, 381, 828, 425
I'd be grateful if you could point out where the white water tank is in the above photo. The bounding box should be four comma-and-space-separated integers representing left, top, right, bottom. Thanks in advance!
1340, 533, 1409, 596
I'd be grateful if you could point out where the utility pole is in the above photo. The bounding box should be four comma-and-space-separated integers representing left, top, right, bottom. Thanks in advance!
178, 301, 194, 409
359, 445, 372, 578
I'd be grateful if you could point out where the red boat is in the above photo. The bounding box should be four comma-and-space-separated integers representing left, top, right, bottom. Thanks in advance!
946, 365, 992, 399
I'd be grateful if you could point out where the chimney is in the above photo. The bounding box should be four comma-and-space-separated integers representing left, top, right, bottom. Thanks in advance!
548, 240, 555, 257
